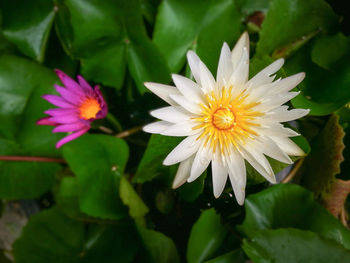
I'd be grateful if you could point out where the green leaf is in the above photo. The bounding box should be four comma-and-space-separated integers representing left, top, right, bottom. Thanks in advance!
134, 134, 182, 184
301, 114, 345, 199
256, 0, 338, 57
1, 0, 56, 62
284, 44, 350, 116
0, 55, 63, 199
204, 249, 245, 263
237, 0, 271, 15
81, 224, 139, 263
187, 208, 228, 263
55, 176, 82, 218
242, 228, 350, 263
153, 0, 241, 73
311, 33, 350, 70
62, 134, 129, 220
239, 184, 350, 249
55, 0, 170, 92
137, 226, 180, 263
119, 176, 149, 219
178, 172, 206, 202
13, 207, 139, 263
13, 207, 85, 263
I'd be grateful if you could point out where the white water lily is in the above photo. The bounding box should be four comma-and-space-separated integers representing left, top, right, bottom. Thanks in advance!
143, 32, 309, 205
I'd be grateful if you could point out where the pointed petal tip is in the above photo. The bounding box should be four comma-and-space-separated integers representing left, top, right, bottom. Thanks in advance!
172, 180, 184, 189
186, 177, 195, 183
213, 192, 221, 199
269, 175, 277, 184
237, 199, 245, 206
162, 158, 172, 166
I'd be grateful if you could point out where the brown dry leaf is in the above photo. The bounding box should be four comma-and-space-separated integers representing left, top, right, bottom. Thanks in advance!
301, 114, 347, 222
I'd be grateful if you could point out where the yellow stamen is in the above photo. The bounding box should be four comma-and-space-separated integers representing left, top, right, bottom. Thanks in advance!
79, 97, 101, 120
192, 85, 263, 154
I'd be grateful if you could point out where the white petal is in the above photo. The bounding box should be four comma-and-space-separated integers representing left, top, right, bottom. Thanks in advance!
188, 145, 212, 182
227, 150, 246, 205
253, 92, 300, 112
199, 61, 216, 94
264, 91, 300, 108
270, 136, 305, 156
172, 74, 205, 104
268, 107, 310, 122
150, 106, 194, 123
187, 51, 202, 85
144, 82, 180, 105
161, 121, 198, 136
259, 137, 293, 164
239, 146, 276, 183
247, 58, 284, 88
172, 156, 194, 188
143, 121, 172, 134
270, 72, 305, 95
217, 42, 233, 86
212, 159, 228, 198
254, 124, 299, 137
230, 47, 249, 87
169, 94, 202, 115
227, 150, 246, 187
163, 135, 200, 165
232, 31, 249, 71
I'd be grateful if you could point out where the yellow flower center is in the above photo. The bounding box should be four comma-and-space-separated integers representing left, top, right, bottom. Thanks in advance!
212, 107, 235, 130
192, 86, 263, 154
79, 97, 101, 120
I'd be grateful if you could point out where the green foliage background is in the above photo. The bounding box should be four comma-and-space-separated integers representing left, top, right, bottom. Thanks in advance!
0, 0, 350, 262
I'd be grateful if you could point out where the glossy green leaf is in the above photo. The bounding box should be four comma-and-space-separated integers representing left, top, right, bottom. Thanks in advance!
62, 134, 129, 220
13, 207, 85, 263
187, 208, 228, 263
134, 134, 182, 184
1, 0, 56, 62
239, 184, 350, 249
243, 228, 350, 263
0, 55, 62, 199
256, 0, 338, 57
119, 176, 149, 219
55, 0, 170, 92
204, 249, 245, 263
153, 0, 241, 73
137, 226, 180, 263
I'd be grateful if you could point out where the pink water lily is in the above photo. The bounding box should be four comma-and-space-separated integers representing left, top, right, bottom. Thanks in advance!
37, 70, 108, 148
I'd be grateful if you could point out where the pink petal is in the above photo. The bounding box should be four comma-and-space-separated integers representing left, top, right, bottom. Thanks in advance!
55, 69, 85, 95
77, 75, 93, 92
55, 85, 84, 105
56, 127, 90, 148
93, 85, 108, 119
37, 117, 57, 126
48, 115, 80, 124
44, 108, 78, 117
53, 122, 88, 133
42, 95, 74, 108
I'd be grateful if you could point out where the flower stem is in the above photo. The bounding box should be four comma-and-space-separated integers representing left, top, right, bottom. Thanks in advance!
116, 126, 143, 138
282, 158, 304, 183
106, 113, 123, 132
0, 156, 66, 163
